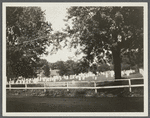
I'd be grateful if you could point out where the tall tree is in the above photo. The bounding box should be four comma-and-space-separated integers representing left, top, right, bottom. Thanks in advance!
65, 7, 143, 79
6, 7, 52, 79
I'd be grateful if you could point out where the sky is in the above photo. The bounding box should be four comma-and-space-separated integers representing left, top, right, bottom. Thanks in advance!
40, 6, 84, 63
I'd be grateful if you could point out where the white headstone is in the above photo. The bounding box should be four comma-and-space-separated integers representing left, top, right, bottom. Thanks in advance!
139, 69, 144, 76
110, 71, 114, 77
79, 76, 81, 81
126, 71, 130, 76
106, 72, 108, 78
82, 76, 85, 80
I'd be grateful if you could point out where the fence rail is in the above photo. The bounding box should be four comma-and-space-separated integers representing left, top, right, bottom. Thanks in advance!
6, 78, 144, 93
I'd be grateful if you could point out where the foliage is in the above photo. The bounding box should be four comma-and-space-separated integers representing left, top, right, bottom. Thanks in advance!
97, 64, 112, 72
49, 60, 81, 76
49, 59, 114, 76
65, 7, 143, 78
79, 59, 90, 73
6, 7, 52, 79
37, 59, 50, 77
50, 61, 68, 76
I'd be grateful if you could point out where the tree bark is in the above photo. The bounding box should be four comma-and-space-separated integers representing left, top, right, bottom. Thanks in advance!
112, 47, 122, 79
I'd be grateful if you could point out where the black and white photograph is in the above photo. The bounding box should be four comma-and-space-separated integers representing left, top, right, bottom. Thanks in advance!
2, 2, 148, 116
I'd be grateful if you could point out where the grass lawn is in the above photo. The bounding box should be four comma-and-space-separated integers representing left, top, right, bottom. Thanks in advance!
6, 96, 143, 112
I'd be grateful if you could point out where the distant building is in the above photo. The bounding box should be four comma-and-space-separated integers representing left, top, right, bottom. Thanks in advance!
50, 69, 60, 77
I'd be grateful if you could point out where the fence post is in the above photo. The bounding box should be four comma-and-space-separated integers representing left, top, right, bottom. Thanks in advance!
44, 83, 46, 92
9, 81, 11, 91
67, 82, 69, 91
128, 79, 132, 92
94, 81, 97, 93
25, 83, 27, 91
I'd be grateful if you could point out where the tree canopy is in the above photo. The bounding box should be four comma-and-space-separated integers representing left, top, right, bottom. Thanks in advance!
65, 7, 143, 79
6, 7, 52, 79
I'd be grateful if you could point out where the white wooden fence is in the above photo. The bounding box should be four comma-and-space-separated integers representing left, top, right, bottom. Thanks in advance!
6, 78, 144, 93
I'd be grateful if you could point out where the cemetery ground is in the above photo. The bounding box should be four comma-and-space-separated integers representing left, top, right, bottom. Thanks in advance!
6, 73, 144, 112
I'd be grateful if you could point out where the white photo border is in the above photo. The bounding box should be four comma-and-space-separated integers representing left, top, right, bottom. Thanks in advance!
2, 2, 148, 117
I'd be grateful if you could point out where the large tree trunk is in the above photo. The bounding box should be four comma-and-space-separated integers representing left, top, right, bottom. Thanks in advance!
112, 47, 121, 79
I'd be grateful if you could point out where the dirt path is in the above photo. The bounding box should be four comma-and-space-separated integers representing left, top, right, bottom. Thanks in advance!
6, 96, 143, 112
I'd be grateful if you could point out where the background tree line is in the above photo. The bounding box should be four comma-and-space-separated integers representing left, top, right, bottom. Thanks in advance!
40, 58, 135, 77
